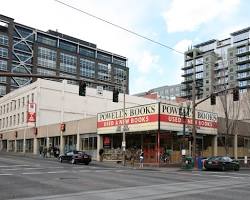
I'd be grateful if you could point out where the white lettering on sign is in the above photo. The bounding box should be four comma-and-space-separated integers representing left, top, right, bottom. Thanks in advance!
98, 104, 157, 122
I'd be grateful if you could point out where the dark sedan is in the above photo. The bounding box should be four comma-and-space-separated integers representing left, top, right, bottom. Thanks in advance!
204, 156, 240, 171
59, 150, 91, 165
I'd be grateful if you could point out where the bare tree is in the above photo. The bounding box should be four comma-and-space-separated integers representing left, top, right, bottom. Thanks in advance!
215, 51, 241, 155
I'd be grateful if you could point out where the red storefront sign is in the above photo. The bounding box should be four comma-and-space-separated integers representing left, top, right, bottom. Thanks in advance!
27, 103, 36, 122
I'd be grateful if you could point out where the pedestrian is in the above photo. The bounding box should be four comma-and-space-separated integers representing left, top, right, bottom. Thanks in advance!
139, 149, 144, 168
43, 147, 47, 158
39, 146, 43, 157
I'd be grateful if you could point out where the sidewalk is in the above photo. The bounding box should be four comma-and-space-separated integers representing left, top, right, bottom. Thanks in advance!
2, 151, 249, 171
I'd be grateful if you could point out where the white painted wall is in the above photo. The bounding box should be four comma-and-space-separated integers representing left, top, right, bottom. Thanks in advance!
0, 79, 156, 132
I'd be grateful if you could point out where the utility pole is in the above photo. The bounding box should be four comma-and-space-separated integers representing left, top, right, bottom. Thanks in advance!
122, 79, 126, 166
191, 50, 197, 160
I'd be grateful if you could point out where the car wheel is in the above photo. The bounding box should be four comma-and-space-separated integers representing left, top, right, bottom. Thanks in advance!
84, 162, 89, 165
234, 166, 239, 171
71, 158, 75, 164
59, 157, 63, 163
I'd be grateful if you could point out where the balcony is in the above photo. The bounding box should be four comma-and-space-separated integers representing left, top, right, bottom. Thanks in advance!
181, 71, 194, 77
237, 64, 250, 73
236, 56, 250, 65
236, 47, 250, 56
237, 73, 250, 81
181, 78, 193, 84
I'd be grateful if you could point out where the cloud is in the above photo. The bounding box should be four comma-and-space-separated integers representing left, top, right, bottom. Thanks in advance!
174, 39, 193, 53
163, 0, 240, 33
136, 51, 160, 74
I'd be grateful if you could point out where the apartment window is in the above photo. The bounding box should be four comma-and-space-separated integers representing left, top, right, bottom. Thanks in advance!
114, 67, 126, 84
195, 65, 203, 72
97, 52, 111, 62
97, 63, 111, 81
37, 47, 57, 69
37, 34, 57, 47
0, 47, 8, 58
22, 97, 25, 107
18, 99, 20, 108
13, 39, 32, 52
0, 59, 7, 71
113, 57, 126, 66
0, 34, 8, 46
195, 72, 203, 79
230, 60, 234, 64
196, 57, 203, 65
10, 116, 12, 127
27, 95, 29, 105
13, 52, 32, 64
21, 112, 24, 123
31, 93, 34, 102
230, 52, 233, 57
13, 115, 16, 126
79, 47, 95, 58
60, 53, 77, 74
2, 118, 5, 129
59, 40, 77, 53
230, 68, 234, 72
237, 46, 247, 54
0, 76, 6, 83
14, 26, 34, 41
206, 88, 209, 91
79, 58, 95, 78
206, 80, 209, 84
186, 60, 193, 67
0, 85, 6, 96
6, 117, 8, 127
17, 114, 20, 124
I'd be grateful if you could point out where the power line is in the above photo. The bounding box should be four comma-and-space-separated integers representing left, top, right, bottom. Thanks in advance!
54, 0, 184, 55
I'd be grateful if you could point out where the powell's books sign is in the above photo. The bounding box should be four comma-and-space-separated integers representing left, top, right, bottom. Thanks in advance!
97, 103, 218, 135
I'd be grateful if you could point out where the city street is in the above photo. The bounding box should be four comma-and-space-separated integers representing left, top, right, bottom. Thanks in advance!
0, 153, 250, 200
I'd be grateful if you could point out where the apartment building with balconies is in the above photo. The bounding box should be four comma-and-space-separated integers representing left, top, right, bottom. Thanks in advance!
181, 27, 250, 99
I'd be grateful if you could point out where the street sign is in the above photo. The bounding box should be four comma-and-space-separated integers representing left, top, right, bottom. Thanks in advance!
122, 141, 126, 147
244, 156, 248, 164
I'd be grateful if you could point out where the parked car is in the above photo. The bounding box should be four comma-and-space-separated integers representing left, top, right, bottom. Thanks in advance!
204, 156, 240, 171
59, 150, 91, 165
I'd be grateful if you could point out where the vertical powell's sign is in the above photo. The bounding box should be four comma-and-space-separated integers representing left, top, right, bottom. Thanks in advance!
97, 103, 159, 134
160, 103, 218, 134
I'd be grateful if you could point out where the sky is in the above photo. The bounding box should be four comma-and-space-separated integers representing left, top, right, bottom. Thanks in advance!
1, 0, 250, 94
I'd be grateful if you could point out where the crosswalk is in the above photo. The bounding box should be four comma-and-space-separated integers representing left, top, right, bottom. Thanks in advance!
0, 164, 127, 176
0, 163, 250, 181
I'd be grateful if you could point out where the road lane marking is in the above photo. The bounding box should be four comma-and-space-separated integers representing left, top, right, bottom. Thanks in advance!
22, 172, 43, 175
0, 165, 30, 168
0, 173, 13, 176
47, 171, 68, 174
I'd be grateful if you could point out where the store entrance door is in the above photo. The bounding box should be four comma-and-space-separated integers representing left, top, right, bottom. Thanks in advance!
143, 134, 157, 163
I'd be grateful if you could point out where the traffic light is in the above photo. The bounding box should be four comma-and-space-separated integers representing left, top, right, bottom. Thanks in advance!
210, 94, 216, 105
113, 89, 119, 102
79, 81, 86, 96
61, 123, 66, 132
233, 87, 239, 101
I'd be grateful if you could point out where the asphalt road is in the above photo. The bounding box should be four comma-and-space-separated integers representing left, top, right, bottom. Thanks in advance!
1, 153, 250, 200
